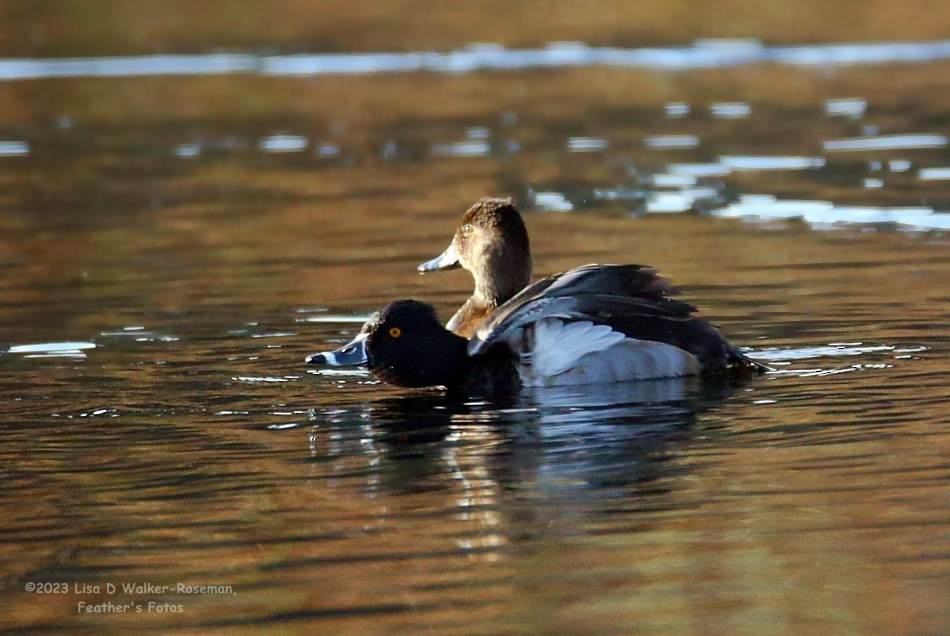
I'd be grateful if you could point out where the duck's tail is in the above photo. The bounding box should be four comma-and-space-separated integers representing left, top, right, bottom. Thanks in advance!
727, 350, 772, 378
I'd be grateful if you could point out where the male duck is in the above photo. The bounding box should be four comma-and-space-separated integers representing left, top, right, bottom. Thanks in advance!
307, 263, 766, 393
417, 197, 531, 338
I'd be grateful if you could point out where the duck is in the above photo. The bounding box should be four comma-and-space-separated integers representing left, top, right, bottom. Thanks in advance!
417, 197, 531, 338
306, 263, 767, 393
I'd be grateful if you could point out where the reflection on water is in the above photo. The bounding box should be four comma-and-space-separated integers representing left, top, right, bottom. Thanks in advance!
311, 385, 705, 500
6, 341, 96, 358
432, 140, 491, 157
645, 134, 699, 149
0, 10, 948, 636
719, 156, 825, 171
826, 98, 867, 117
920, 167, 950, 180
258, 134, 308, 153
717, 197, 950, 230
567, 137, 610, 152
822, 133, 947, 152
4, 39, 950, 80
0, 140, 29, 156
709, 102, 752, 118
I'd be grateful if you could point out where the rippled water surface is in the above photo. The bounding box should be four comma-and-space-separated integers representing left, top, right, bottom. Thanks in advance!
1, 5, 948, 633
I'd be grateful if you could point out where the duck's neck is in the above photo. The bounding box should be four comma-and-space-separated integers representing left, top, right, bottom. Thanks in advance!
428, 330, 473, 389
473, 250, 532, 306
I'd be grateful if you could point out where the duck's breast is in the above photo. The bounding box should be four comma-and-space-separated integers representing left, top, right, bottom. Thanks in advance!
446, 298, 496, 339
511, 318, 700, 387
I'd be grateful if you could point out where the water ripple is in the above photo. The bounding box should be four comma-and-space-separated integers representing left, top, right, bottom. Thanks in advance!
2, 39, 949, 81
6, 341, 96, 358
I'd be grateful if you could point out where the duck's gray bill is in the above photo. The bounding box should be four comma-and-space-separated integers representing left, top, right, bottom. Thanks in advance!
417, 243, 460, 273
306, 333, 368, 366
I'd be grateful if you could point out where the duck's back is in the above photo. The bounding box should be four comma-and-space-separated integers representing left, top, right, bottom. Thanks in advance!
469, 264, 763, 386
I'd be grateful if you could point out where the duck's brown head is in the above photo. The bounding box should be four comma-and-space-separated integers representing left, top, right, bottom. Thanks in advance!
418, 197, 532, 304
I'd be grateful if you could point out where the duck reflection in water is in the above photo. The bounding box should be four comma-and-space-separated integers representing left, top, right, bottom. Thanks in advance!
307, 379, 739, 499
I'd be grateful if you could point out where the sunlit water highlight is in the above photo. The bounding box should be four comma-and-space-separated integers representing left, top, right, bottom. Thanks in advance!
3, 39, 950, 80
0, 141, 29, 156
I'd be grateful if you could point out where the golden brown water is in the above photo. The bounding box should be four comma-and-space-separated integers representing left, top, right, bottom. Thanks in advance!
1, 3, 948, 633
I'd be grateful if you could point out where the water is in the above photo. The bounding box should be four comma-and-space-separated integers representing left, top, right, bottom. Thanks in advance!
4, 40, 950, 80
1, 12, 948, 635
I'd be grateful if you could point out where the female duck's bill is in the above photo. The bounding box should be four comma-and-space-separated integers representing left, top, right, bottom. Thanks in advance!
417, 241, 461, 273
417, 197, 532, 339
307, 265, 767, 394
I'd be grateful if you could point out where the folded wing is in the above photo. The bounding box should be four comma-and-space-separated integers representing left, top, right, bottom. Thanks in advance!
470, 264, 762, 380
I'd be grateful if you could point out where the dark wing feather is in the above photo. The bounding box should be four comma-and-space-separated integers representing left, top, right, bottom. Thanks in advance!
533, 263, 684, 305
557, 294, 746, 370
470, 264, 763, 374
471, 264, 690, 346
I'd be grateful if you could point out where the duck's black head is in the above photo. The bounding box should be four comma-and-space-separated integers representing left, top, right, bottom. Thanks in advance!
417, 197, 532, 304
307, 300, 471, 389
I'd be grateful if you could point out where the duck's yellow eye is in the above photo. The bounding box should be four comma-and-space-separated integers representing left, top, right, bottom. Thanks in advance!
461, 224, 474, 235
388, 327, 402, 338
